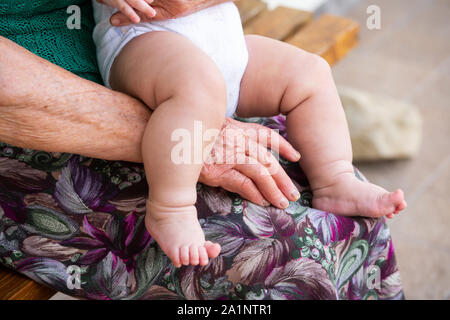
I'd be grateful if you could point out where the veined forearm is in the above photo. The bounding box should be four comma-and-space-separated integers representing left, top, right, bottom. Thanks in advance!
0, 36, 150, 163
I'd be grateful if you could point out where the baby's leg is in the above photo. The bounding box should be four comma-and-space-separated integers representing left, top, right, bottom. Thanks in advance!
237, 35, 407, 218
110, 32, 225, 267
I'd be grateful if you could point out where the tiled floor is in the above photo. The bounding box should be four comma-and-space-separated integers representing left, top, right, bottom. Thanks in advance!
328, 0, 450, 299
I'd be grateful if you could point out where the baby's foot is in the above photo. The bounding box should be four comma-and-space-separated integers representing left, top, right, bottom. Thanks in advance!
145, 201, 221, 268
312, 172, 407, 218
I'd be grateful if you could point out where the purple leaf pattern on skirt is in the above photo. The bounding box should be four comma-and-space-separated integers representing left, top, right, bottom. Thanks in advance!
308, 209, 355, 245
0, 115, 404, 299
54, 158, 116, 215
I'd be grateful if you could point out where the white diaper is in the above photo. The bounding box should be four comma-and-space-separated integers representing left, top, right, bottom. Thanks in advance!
92, 1, 249, 117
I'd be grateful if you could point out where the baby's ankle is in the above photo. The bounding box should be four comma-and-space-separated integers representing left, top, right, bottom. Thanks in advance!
146, 197, 197, 221
308, 159, 355, 191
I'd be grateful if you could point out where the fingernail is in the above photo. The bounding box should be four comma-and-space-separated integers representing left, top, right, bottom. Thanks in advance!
295, 151, 301, 160
291, 189, 300, 201
111, 18, 120, 25
262, 200, 270, 207
280, 197, 289, 209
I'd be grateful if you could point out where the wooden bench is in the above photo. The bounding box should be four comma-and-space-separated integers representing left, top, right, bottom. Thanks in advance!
236, 0, 359, 66
0, 0, 359, 300
0, 266, 55, 300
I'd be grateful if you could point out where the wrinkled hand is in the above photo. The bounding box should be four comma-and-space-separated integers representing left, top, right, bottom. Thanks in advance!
199, 118, 301, 209
108, 0, 215, 25
97, 0, 157, 23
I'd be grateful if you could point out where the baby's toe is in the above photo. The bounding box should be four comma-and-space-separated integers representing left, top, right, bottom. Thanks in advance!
198, 246, 209, 266
168, 247, 181, 268
189, 245, 200, 266
396, 200, 407, 213
180, 246, 190, 266
391, 189, 405, 205
388, 190, 406, 214
378, 190, 402, 215
205, 241, 221, 259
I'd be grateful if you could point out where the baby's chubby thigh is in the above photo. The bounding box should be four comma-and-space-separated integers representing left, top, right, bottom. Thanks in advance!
110, 30, 228, 121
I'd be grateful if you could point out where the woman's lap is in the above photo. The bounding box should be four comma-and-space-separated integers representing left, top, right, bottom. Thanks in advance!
0, 116, 404, 300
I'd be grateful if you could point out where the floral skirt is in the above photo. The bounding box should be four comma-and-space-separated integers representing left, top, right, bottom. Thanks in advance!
0, 116, 404, 300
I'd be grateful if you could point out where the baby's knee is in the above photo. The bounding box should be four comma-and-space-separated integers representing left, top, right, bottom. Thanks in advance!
286, 52, 333, 99
303, 53, 332, 88
194, 68, 227, 110
177, 59, 227, 116
280, 52, 333, 114
307, 53, 331, 74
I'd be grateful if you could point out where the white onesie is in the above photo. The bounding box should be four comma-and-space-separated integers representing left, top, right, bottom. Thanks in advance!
92, 1, 249, 117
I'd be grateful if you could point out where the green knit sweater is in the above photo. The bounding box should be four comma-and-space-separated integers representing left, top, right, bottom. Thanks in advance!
0, 0, 102, 83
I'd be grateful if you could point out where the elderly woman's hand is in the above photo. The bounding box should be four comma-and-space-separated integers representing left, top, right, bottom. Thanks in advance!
199, 118, 301, 209
109, 0, 229, 26
97, 0, 157, 24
